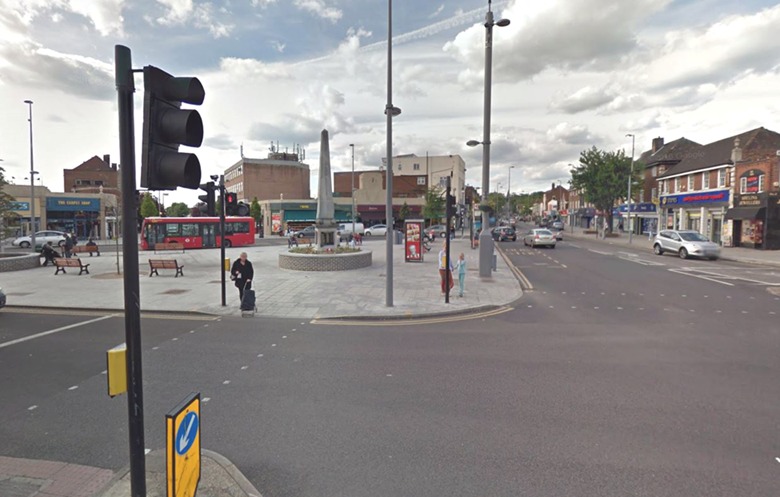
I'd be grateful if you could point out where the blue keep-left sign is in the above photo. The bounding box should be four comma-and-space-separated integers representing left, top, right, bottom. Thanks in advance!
175, 411, 199, 455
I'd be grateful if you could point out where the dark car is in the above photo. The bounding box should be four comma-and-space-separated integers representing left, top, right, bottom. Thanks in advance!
0, 286, 6, 309
491, 226, 516, 242
424, 224, 447, 240
295, 226, 317, 238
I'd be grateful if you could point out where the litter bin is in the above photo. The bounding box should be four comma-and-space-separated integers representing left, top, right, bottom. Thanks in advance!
394, 230, 403, 245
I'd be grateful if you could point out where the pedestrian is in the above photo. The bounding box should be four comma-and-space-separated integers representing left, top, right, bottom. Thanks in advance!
63, 233, 74, 258
455, 252, 467, 297
287, 233, 298, 248
230, 252, 254, 303
41, 242, 61, 266
438, 241, 454, 295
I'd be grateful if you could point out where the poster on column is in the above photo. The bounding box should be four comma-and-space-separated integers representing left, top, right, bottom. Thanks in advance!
405, 220, 424, 262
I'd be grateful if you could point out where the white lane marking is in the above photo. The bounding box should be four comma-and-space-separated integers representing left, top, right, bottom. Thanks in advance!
292, 329, 297, 331
386, 374, 393, 377
716, 310, 722, 313
776, 457, 780, 463
145, 449, 151, 455
617, 307, 623, 310
0, 314, 117, 350
28, 405, 37, 411
101, 370, 107, 375
668, 269, 734, 286
282, 335, 287, 339
257, 354, 264, 357
272, 344, 277, 347
203, 397, 211, 403
241, 366, 248, 370
172, 338, 179, 341
561, 264, 567, 268
152, 347, 159, 350
222, 380, 230, 385
770, 312, 777, 315
189, 330, 195, 334
588, 249, 612, 255
68, 386, 78, 391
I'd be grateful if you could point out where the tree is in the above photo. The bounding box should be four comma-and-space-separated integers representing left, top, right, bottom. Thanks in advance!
0, 164, 17, 243
250, 197, 262, 230
421, 187, 445, 224
570, 146, 639, 232
139, 192, 159, 219
166, 202, 190, 217
399, 202, 410, 223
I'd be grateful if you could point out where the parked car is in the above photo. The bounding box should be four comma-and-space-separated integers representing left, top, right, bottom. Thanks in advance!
0, 286, 5, 309
364, 224, 388, 237
491, 226, 517, 242
424, 224, 448, 240
523, 228, 557, 248
12, 230, 67, 249
653, 230, 720, 260
551, 220, 564, 231
337, 222, 365, 236
294, 226, 317, 238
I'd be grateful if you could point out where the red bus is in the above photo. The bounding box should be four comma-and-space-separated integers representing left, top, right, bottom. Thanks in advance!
140, 217, 256, 250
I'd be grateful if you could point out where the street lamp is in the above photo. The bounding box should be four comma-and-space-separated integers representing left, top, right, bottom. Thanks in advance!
468, 0, 510, 278
350, 143, 355, 237
626, 133, 635, 244
507, 165, 515, 215
24, 100, 36, 250
384, 0, 402, 307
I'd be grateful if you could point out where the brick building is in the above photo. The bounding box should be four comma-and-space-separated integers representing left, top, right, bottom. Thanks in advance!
63, 155, 119, 197
224, 151, 311, 203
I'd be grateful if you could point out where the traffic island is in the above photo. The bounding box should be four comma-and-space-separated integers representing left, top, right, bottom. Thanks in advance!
0, 253, 40, 272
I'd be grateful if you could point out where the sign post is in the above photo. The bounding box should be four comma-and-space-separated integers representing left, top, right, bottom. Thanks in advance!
166, 392, 201, 497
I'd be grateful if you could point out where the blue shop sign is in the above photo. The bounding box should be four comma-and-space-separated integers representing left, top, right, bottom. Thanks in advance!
47, 197, 101, 212
10, 201, 30, 211
660, 189, 729, 207
617, 202, 656, 213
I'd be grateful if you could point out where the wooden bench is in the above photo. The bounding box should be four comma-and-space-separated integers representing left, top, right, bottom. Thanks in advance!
154, 242, 185, 254
54, 257, 90, 275
149, 259, 184, 277
72, 244, 100, 256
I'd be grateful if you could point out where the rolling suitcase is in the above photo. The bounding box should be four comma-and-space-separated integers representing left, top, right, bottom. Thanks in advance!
241, 281, 256, 317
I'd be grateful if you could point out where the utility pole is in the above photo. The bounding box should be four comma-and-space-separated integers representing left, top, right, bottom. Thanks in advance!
626, 133, 635, 244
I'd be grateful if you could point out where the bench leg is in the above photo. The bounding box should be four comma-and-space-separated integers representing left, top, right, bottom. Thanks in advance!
55, 267, 64, 275
150, 268, 158, 277
79, 266, 90, 275
176, 267, 183, 277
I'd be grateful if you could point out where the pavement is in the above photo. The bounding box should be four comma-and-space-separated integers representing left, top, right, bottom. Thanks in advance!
2, 227, 778, 497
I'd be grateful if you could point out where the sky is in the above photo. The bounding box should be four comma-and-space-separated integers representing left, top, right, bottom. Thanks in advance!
1, 0, 780, 207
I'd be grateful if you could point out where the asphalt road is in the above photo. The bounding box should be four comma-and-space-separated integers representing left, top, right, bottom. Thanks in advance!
1, 237, 778, 496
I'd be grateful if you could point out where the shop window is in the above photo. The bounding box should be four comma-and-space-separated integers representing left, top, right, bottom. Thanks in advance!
674, 178, 681, 192
702, 171, 709, 189
687, 175, 694, 191
413, 163, 420, 171
758, 174, 765, 192
740, 177, 747, 194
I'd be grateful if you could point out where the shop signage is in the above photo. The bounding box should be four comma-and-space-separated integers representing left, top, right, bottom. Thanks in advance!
740, 169, 762, 194
10, 201, 30, 211
46, 197, 100, 212
404, 220, 424, 263
659, 189, 729, 206
734, 193, 766, 208
617, 202, 657, 213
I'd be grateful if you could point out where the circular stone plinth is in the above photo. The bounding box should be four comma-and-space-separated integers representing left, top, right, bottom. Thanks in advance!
279, 250, 372, 271
0, 253, 40, 272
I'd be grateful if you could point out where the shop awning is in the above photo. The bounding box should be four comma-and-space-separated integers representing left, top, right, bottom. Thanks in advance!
724, 207, 765, 220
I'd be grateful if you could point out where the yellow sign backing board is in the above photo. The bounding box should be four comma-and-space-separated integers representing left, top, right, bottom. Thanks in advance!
166, 392, 201, 497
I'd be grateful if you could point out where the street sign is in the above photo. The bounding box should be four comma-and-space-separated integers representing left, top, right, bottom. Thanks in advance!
166, 392, 201, 497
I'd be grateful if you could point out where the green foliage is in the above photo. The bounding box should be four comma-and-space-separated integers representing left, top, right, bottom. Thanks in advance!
166, 202, 190, 217
399, 202, 410, 222
250, 197, 262, 224
570, 146, 640, 229
0, 165, 17, 242
139, 192, 159, 219
422, 187, 445, 224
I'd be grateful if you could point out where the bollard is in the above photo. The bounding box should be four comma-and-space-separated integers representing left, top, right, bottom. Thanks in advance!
224, 258, 230, 271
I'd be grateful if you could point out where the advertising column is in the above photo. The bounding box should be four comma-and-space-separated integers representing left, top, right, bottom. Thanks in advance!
404, 220, 423, 262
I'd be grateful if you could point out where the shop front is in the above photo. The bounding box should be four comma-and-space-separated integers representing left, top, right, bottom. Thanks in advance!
46, 196, 102, 239
574, 207, 596, 229
659, 189, 729, 245
724, 192, 780, 250
358, 204, 422, 227
8, 200, 41, 237
616, 202, 657, 236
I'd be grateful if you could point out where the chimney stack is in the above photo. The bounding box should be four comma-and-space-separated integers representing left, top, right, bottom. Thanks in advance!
731, 138, 742, 163
103, 154, 110, 166
652, 137, 664, 154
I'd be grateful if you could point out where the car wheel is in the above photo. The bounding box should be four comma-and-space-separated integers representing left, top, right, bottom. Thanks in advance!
20, 241, 31, 248
551, 244, 556, 249
679, 248, 688, 259
224, 239, 232, 248
708, 256, 719, 261
653, 244, 663, 256
364, 232, 371, 236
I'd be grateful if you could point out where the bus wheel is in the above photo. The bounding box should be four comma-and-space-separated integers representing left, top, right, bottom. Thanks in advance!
224, 240, 232, 248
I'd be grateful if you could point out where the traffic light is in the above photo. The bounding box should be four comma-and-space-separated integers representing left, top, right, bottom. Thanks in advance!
141, 65, 204, 190
198, 182, 216, 217
225, 192, 237, 216
446, 193, 456, 215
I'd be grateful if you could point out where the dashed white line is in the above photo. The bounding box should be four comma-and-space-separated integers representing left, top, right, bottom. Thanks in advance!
28, 405, 38, 411
272, 344, 277, 347
257, 354, 264, 357
152, 346, 159, 350
68, 386, 78, 391
241, 366, 248, 370
172, 338, 179, 341
282, 335, 287, 339
222, 380, 230, 385
203, 397, 211, 403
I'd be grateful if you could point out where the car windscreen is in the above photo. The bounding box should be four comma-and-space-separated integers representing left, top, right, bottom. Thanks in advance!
679, 232, 709, 242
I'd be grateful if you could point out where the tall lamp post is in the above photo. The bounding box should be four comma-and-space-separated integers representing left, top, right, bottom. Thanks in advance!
467, 0, 509, 278
507, 165, 515, 215
24, 100, 36, 250
350, 144, 355, 236
385, 0, 402, 307
626, 133, 635, 244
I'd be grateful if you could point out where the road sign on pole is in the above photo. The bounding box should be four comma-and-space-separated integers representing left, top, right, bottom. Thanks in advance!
166, 392, 201, 497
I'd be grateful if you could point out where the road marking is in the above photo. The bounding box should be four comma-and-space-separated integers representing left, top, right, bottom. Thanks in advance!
241, 366, 248, 370
668, 269, 734, 286
0, 314, 117, 350
257, 354, 264, 357
776, 457, 780, 464
311, 306, 513, 327
68, 386, 78, 391
28, 405, 37, 411
588, 249, 612, 255
222, 380, 230, 385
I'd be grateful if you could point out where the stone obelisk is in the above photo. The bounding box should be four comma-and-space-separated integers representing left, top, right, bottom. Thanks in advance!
315, 129, 337, 248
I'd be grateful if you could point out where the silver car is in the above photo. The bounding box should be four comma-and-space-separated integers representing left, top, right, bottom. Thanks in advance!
523, 228, 557, 248
653, 230, 720, 260
12, 230, 68, 250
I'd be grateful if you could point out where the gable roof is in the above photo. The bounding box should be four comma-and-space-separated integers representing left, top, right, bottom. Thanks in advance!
658, 127, 780, 179
67, 156, 112, 172
638, 138, 702, 169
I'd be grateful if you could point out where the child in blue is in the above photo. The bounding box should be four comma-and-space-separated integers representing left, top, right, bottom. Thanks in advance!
455, 252, 467, 297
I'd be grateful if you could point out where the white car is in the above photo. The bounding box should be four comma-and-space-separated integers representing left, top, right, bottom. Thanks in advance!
12, 230, 68, 249
364, 224, 387, 237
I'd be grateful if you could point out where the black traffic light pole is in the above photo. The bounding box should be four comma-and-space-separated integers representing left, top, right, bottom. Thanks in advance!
220, 175, 226, 307
115, 44, 146, 497
445, 175, 452, 304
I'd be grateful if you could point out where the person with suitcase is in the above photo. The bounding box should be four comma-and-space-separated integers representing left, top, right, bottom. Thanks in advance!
230, 252, 254, 306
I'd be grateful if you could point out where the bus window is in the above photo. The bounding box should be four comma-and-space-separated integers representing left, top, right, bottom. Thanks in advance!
181, 223, 199, 237
165, 223, 181, 236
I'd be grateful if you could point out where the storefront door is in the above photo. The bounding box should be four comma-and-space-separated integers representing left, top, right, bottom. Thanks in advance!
711, 218, 722, 245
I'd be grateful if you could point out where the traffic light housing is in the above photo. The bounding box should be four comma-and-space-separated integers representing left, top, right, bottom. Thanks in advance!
225, 192, 237, 216
198, 182, 216, 216
141, 65, 204, 190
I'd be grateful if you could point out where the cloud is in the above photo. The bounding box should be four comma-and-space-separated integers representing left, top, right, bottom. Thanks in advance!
217, 57, 292, 80
546, 122, 594, 145
204, 133, 236, 151
293, 0, 342, 23
271, 40, 285, 53
68, 0, 124, 35
429, 5, 445, 19
0, 41, 114, 100
153, 0, 234, 38
550, 85, 616, 114
0, 0, 124, 36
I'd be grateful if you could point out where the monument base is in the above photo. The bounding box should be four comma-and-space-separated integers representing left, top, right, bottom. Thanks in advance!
315, 226, 337, 248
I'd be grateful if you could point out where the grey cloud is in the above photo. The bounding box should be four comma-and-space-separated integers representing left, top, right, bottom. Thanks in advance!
204, 134, 236, 151
550, 85, 616, 114
248, 117, 324, 147
0, 42, 113, 101
48, 114, 68, 123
